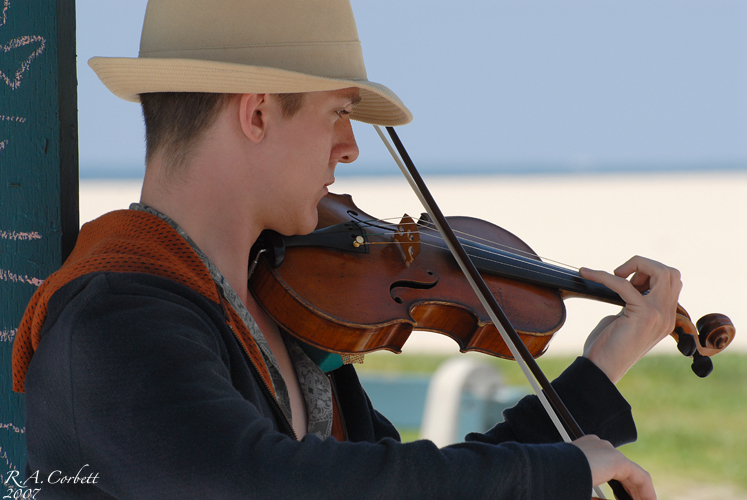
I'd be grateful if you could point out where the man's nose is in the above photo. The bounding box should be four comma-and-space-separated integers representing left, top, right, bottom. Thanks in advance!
334, 119, 359, 164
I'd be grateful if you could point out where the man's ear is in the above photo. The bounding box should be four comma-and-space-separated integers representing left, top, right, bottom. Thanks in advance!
238, 93, 268, 143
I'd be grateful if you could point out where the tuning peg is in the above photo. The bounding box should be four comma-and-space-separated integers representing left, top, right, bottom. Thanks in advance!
691, 351, 713, 378
675, 327, 697, 357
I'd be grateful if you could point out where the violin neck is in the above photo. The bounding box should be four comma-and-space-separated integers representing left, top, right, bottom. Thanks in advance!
451, 236, 626, 307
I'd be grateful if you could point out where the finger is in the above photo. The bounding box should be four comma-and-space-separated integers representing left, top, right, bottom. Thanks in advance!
584, 257, 681, 311
579, 266, 648, 308
627, 271, 650, 293
618, 462, 657, 500
619, 257, 682, 318
613, 255, 663, 278
583, 266, 678, 342
614, 256, 681, 294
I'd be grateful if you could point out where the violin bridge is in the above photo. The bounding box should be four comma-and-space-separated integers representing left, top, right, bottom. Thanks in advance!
392, 214, 421, 267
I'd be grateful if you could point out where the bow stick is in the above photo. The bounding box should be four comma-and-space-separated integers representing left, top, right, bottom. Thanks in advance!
374, 125, 631, 500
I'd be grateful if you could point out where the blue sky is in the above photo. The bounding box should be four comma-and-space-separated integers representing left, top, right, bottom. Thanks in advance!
76, 0, 747, 177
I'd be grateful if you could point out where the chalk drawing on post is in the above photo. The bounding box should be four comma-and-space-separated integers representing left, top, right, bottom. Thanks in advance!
0, 422, 24, 434
0, 230, 42, 240
1, 0, 46, 161
0, 328, 17, 343
0, 115, 26, 123
1, 0, 47, 91
0, 231, 44, 285
0, 0, 7, 27
1, 35, 46, 90
0, 268, 43, 286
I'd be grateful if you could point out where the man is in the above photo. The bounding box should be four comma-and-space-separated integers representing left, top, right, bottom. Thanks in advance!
13, 0, 680, 498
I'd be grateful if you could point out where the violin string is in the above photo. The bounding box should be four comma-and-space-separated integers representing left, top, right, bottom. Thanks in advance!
363, 237, 585, 286
425, 223, 578, 272
353, 216, 581, 273
419, 221, 580, 271
350, 218, 584, 282
351, 234, 585, 288
356, 220, 563, 267
353, 226, 583, 282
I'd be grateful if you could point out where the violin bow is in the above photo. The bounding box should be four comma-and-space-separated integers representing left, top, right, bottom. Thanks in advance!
374, 125, 631, 500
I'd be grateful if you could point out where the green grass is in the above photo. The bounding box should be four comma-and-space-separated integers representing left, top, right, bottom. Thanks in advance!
356, 351, 747, 495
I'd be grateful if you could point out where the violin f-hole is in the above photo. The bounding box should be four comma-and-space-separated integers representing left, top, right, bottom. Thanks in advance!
390, 271, 439, 304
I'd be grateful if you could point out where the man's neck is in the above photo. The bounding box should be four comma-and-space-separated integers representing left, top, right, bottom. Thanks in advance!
140, 161, 261, 305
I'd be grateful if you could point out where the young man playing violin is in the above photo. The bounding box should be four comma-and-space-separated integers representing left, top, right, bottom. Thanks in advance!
13, 0, 681, 498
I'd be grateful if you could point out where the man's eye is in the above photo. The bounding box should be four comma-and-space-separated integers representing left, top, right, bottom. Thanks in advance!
337, 109, 351, 117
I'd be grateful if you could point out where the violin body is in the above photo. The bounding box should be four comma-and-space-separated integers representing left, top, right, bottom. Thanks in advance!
249, 192, 734, 369
252, 193, 571, 359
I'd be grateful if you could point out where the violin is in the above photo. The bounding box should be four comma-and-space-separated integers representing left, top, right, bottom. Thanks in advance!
248, 191, 735, 377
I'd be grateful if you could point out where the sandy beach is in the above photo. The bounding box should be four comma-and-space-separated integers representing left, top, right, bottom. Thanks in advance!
80, 171, 747, 358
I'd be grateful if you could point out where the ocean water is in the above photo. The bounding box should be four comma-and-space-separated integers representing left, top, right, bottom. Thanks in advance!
79, 161, 747, 179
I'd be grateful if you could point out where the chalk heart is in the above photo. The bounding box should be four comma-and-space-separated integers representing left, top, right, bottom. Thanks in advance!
0, 35, 45, 90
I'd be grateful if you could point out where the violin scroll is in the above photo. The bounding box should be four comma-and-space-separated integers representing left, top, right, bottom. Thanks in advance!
696, 313, 735, 351
672, 308, 735, 378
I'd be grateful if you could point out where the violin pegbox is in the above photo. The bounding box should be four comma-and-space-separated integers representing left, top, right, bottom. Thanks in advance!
392, 214, 420, 267
672, 309, 735, 378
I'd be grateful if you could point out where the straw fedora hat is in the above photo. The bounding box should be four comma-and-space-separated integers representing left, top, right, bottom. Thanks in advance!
89, 0, 412, 126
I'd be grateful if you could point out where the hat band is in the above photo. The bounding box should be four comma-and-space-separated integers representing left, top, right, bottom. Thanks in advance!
139, 41, 367, 80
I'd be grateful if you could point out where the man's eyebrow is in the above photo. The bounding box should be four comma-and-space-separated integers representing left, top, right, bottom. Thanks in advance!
347, 94, 362, 106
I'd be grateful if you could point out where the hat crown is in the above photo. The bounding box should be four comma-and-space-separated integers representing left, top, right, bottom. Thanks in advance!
139, 0, 366, 79
88, 0, 412, 125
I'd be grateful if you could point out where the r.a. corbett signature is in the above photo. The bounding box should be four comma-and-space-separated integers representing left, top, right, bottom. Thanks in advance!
4, 465, 100, 498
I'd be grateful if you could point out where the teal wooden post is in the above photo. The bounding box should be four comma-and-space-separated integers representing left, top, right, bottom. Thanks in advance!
0, 0, 78, 480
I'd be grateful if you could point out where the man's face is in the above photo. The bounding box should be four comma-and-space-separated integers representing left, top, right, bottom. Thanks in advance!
259, 88, 360, 236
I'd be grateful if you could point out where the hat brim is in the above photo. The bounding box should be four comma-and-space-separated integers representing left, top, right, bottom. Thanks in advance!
89, 57, 412, 126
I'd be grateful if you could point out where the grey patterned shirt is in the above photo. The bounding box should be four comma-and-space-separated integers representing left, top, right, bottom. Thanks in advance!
130, 203, 334, 439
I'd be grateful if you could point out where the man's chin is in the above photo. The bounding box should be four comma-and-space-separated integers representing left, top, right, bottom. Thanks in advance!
276, 212, 318, 237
